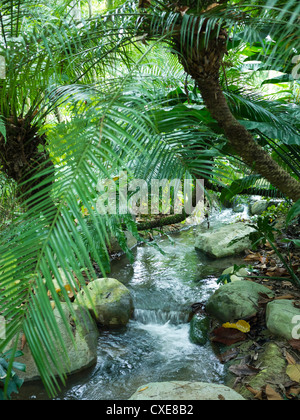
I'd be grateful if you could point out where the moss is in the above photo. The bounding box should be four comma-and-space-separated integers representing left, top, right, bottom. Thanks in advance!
189, 314, 210, 346
226, 342, 287, 400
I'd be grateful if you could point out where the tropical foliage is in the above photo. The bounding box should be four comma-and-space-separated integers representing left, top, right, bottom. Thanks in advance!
0, 0, 299, 398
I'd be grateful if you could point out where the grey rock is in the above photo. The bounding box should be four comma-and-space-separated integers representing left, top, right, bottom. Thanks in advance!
129, 381, 245, 400
189, 314, 210, 346
195, 222, 255, 259
250, 200, 277, 216
266, 299, 300, 340
108, 232, 137, 254
7, 303, 98, 382
75, 278, 134, 327
206, 280, 275, 323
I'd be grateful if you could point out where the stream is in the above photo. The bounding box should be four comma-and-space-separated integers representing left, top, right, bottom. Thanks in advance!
17, 206, 249, 400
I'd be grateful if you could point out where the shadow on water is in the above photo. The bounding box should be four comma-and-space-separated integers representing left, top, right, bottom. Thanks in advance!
17, 207, 248, 400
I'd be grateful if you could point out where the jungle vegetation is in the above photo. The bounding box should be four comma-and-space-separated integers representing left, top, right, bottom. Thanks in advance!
0, 0, 299, 398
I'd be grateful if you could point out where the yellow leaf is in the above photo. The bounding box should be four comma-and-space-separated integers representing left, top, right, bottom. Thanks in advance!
222, 320, 251, 333
236, 320, 251, 333
138, 386, 149, 393
64, 284, 73, 294
286, 364, 300, 383
223, 322, 236, 329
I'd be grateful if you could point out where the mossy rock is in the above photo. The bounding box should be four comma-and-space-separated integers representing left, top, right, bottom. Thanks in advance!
75, 278, 134, 327
206, 280, 274, 323
266, 299, 300, 340
240, 343, 287, 399
129, 381, 245, 400
5, 303, 99, 382
189, 314, 210, 346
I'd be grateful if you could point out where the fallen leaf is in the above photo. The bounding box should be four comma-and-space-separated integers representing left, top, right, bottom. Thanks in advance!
21, 334, 27, 351
218, 348, 239, 364
286, 364, 300, 383
203, 2, 220, 12
266, 267, 289, 278
211, 327, 246, 346
229, 362, 260, 377
288, 387, 300, 397
258, 292, 274, 306
244, 253, 262, 262
282, 281, 293, 288
289, 339, 300, 351
223, 320, 251, 333
285, 351, 297, 365
245, 385, 263, 400
265, 385, 283, 401
275, 295, 297, 300
138, 386, 149, 392
178, 6, 189, 16
64, 284, 75, 299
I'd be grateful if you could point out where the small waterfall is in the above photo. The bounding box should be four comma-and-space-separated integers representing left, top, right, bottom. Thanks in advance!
134, 308, 189, 325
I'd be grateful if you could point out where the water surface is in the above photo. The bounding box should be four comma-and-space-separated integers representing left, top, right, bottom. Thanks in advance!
18, 208, 247, 400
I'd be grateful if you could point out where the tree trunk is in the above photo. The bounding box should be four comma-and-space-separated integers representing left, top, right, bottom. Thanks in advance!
0, 117, 55, 207
197, 78, 300, 202
173, 21, 300, 202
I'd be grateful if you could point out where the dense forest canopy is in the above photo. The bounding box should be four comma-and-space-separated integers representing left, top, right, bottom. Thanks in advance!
0, 0, 299, 398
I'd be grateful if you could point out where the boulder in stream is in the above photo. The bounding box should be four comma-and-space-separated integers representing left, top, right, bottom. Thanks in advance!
7, 303, 99, 382
75, 278, 134, 327
195, 222, 256, 259
129, 381, 245, 400
189, 314, 210, 346
250, 200, 278, 216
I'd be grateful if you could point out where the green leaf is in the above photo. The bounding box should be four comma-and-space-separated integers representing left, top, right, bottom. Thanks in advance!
0, 116, 6, 142
238, 120, 300, 146
282, 238, 300, 248
261, 74, 293, 85
286, 200, 300, 226
220, 175, 262, 203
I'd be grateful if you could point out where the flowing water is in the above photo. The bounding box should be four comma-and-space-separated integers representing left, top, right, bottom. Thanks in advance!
17, 206, 249, 400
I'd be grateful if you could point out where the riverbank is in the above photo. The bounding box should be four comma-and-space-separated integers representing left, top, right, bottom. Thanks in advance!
199, 212, 300, 400
12, 203, 300, 400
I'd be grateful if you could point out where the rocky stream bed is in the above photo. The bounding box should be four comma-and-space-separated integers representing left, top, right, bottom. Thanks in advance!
13, 202, 300, 400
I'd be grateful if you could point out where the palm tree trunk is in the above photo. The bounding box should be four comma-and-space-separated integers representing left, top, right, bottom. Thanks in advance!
196, 78, 300, 201
0, 117, 54, 207
173, 23, 300, 202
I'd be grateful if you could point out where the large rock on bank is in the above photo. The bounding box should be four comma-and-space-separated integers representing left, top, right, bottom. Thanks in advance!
75, 278, 134, 327
129, 381, 245, 400
9, 303, 98, 382
206, 281, 275, 323
195, 222, 256, 258
266, 299, 300, 341
250, 200, 278, 216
